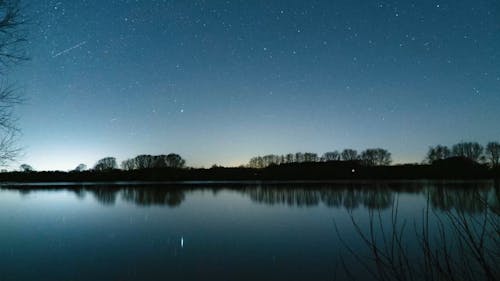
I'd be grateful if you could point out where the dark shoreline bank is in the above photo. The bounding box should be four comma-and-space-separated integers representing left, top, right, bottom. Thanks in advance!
2, 160, 499, 184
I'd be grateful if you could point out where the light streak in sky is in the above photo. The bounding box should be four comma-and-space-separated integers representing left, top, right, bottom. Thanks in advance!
52, 41, 87, 58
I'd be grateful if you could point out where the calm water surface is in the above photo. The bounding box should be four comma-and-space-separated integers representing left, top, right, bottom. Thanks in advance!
0, 181, 498, 281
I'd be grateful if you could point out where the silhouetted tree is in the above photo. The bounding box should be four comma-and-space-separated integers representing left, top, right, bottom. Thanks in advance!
426, 145, 451, 164
73, 164, 87, 172
120, 154, 185, 170
248, 149, 364, 168
341, 149, 358, 161
121, 158, 136, 170
295, 152, 305, 163
322, 151, 341, 161
452, 142, 483, 162
19, 163, 33, 172
486, 142, 500, 167
152, 154, 168, 168
0, 1, 27, 166
304, 152, 319, 162
93, 157, 117, 171
166, 153, 185, 168
360, 148, 392, 166
248, 156, 264, 168
263, 154, 277, 166
134, 154, 154, 169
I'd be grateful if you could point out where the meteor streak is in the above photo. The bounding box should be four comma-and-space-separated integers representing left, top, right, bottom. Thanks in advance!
52, 41, 87, 58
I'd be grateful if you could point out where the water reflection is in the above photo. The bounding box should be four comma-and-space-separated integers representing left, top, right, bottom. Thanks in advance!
244, 186, 396, 210
338, 184, 500, 281
88, 187, 185, 207
89, 187, 120, 205
242, 181, 497, 213
122, 188, 185, 207
0, 181, 498, 281
1, 181, 498, 213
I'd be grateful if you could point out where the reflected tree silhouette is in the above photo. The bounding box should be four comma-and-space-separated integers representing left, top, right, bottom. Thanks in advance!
237, 182, 498, 214
342, 190, 362, 210
428, 182, 495, 214
491, 181, 500, 214
122, 187, 185, 207
241, 183, 397, 210
89, 187, 120, 205
73, 188, 85, 199
1, 181, 498, 213
84, 186, 187, 207
362, 189, 394, 210
320, 189, 344, 207
246, 187, 322, 207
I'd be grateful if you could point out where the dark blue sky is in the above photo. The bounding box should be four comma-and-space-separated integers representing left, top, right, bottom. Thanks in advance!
10, 0, 500, 170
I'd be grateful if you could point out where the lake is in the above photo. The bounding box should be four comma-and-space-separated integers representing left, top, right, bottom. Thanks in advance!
0, 181, 498, 281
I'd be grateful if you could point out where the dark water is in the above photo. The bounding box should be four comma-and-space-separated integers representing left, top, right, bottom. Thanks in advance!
0, 181, 498, 281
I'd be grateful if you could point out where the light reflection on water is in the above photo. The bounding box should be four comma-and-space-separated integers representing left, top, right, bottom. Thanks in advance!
0, 181, 498, 281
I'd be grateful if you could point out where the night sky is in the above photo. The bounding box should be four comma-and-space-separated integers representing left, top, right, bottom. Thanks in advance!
10, 0, 500, 171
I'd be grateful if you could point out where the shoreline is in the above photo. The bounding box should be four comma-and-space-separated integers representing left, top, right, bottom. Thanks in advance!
2, 159, 499, 184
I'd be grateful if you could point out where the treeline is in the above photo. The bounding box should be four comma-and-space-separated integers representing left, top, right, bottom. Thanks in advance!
247, 141, 500, 169
91, 154, 186, 171
426, 141, 500, 166
248, 148, 391, 168
11, 141, 499, 181
14, 154, 188, 173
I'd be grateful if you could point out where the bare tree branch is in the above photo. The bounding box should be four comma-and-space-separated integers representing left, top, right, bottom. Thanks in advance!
0, 0, 26, 166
